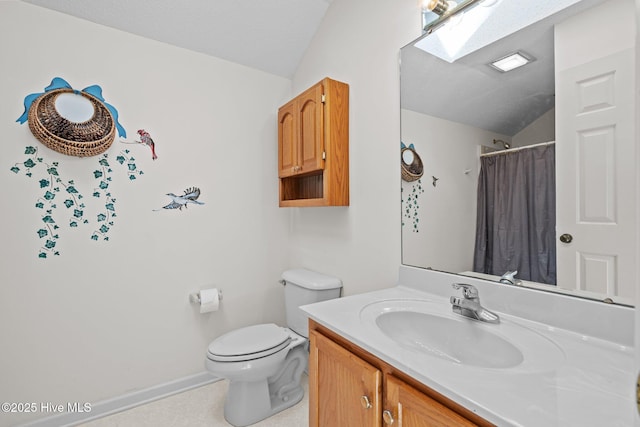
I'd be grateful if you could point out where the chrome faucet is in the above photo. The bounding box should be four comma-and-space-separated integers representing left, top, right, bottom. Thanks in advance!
499, 270, 523, 286
450, 283, 500, 324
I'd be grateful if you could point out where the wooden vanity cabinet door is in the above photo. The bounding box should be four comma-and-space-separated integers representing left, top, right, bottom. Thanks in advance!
277, 100, 296, 178
296, 83, 324, 174
277, 83, 324, 178
309, 330, 382, 427
385, 376, 479, 427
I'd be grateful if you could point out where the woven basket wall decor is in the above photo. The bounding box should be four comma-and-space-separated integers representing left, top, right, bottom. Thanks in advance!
27, 89, 115, 157
401, 144, 424, 182
17, 77, 126, 158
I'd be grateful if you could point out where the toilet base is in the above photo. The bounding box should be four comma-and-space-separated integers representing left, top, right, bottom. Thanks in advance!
223, 346, 307, 426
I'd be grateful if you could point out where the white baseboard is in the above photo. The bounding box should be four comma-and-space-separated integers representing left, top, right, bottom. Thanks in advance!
19, 372, 220, 427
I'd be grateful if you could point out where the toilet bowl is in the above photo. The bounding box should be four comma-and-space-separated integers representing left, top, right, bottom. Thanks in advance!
206, 323, 307, 426
205, 269, 342, 427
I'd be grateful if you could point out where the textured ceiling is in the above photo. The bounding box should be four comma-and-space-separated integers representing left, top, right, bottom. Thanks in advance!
402, 0, 606, 136
22, 0, 331, 78
402, 18, 556, 136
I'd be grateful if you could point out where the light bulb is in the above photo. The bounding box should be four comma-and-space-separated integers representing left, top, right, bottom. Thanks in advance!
422, 0, 449, 15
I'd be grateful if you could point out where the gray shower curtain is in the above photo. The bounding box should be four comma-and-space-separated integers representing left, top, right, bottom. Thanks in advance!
473, 144, 556, 285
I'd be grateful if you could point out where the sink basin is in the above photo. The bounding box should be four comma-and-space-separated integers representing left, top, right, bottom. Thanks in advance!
360, 299, 565, 372
376, 310, 523, 368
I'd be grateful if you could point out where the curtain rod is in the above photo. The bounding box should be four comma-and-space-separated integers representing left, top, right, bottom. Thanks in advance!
480, 141, 555, 158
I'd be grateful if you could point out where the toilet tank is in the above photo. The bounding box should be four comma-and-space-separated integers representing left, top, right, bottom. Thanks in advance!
282, 269, 342, 338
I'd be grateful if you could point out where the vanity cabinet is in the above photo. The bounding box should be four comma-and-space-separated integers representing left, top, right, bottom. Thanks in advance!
277, 78, 349, 207
309, 327, 381, 426
385, 376, 477, 426
309, 321, 492, 427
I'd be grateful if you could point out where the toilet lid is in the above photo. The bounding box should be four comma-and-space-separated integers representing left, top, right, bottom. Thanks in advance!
207, 323, 291, 362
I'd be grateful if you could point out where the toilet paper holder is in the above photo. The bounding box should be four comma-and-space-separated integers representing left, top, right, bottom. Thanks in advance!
190, 289, 223, 304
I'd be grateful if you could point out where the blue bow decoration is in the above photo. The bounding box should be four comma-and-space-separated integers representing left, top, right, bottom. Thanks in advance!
17, 77, 126, 138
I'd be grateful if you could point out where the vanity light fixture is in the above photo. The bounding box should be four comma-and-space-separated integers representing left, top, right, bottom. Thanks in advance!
490, 51, 534, 72
422, 0, 451, 16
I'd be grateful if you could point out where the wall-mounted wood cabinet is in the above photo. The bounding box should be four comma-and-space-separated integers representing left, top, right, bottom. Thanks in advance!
278, 78, 349, 207
309, 321, 493, 427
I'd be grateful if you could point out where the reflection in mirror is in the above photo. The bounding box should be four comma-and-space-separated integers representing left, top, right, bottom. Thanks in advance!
401, 143, 425, 183
401, 0, 636, 306
55, 92, 96, 123
402, 149, 415, 165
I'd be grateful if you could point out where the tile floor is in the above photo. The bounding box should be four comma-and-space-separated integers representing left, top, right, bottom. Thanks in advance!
76, 376, 309, 427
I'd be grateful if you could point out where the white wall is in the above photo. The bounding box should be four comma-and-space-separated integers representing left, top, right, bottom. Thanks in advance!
400, 109, 510, 272
288, 0, 422, 296
555, 0, 636, 72
0, 2, 292, 425
635, 0, 640, 425
511, 107, 556, 147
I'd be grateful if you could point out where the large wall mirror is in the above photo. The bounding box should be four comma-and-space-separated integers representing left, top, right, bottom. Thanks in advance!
401, 0, 636, 306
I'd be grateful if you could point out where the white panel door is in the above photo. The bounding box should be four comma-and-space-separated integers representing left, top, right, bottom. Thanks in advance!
555, 48, 636, 302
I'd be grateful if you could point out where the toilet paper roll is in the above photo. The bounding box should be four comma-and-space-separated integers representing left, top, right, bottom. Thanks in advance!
199, 288, 220, 314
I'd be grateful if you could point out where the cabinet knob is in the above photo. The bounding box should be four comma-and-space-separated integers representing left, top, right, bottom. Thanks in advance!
382, 410, 395, 425
360, 395, 372, 409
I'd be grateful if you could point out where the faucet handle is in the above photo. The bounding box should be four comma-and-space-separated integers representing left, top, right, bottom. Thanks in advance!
500, 271, 523, 286
451, 283, 478, 299
500, 270, 518, 283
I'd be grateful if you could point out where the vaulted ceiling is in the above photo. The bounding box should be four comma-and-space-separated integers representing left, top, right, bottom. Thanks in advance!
22, 0, 332, 78
23, 0, 607, 137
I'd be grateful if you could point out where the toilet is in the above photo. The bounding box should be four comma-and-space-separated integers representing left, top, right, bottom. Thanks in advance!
205, 269, 342, 426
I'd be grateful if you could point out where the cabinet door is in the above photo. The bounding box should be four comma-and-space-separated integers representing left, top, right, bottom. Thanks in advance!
309, 330, 381, 427
296, 83, 325, 174
384, 376, 478, 427
278, 100, 297, 178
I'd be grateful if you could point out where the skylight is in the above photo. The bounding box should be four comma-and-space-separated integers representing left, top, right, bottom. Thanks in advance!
416, 0, 585, 63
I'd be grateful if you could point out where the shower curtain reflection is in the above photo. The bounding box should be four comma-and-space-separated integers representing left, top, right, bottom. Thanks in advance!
473, 143, 556, 285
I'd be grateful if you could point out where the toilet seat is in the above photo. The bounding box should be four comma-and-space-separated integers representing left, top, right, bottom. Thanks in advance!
207, 323, 292, 362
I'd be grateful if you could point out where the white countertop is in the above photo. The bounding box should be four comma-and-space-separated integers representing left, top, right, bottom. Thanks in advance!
301, 282, 635, 426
